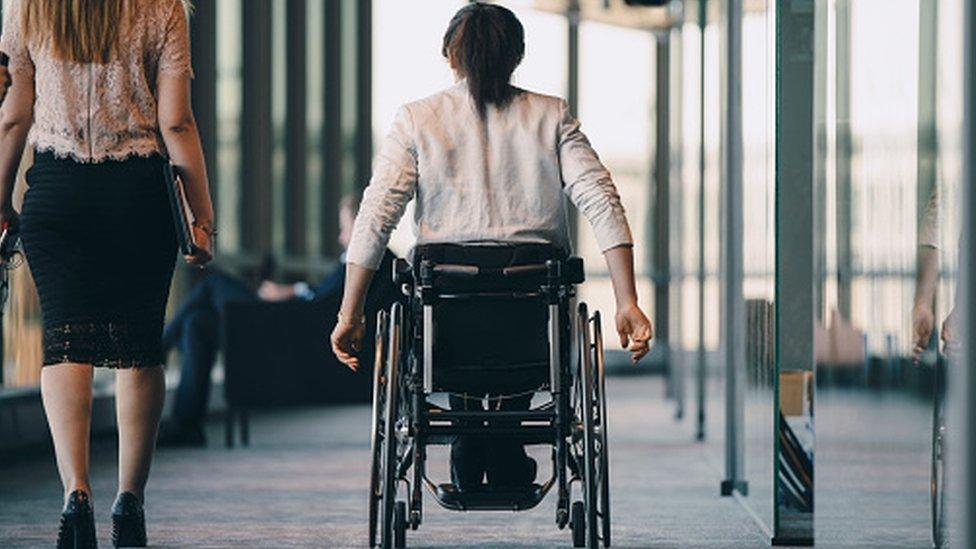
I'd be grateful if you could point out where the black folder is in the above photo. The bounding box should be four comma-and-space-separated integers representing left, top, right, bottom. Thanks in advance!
163, 162, 198, 256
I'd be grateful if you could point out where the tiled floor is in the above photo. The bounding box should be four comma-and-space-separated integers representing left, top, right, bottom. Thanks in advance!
0, 375, 941, 548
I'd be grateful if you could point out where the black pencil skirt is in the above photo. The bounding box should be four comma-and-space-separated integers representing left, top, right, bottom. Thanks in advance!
21, 151, 178, 368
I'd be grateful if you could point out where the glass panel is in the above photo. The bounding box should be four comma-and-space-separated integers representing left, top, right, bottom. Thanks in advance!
215, 0, 243, 253
740, 1, 776, 530
812, 0, 963, 544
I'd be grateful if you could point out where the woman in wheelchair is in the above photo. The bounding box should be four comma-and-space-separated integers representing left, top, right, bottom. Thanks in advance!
331, 3, 650, 546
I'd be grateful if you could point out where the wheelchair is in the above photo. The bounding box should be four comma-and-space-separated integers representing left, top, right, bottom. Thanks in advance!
368, 244, 611, 548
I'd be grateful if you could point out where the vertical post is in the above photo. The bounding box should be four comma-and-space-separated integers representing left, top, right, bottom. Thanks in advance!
961, 0, 976, 546
189, 0, 217, 196
834, 0, 852, 320
773, 0, 815, 545
356, 0, 373, 190
720, 0, 746, 498
322, 0, 342, 258
566, 0, 581, 248
340, 0, 372, 193
655, 32, 673, 405
695, 0, 708, 442
285, 0, 308, 257
242, 1, 273, 254
916, 0, 938, 250
670, 24, 686, 420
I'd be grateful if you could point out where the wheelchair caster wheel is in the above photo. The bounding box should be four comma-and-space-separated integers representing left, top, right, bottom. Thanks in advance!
409, 509, 421, 530
393, 501, 407, 548
571, 501, 586, 548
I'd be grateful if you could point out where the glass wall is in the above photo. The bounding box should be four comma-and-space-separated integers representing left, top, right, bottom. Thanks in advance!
814, 0, 964, 545
739, 1, 776, 530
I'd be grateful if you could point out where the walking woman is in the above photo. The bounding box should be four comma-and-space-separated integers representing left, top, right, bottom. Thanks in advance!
331, 2, 652, 490
0, 0, 214, 546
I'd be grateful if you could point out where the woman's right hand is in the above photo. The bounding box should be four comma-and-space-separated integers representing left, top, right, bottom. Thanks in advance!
615, 302, 652, 364
184, 224, 213, 267
0, 204, 19, 232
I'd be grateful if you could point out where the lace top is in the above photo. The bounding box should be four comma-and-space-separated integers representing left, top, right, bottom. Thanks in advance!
0, 0, 193, 163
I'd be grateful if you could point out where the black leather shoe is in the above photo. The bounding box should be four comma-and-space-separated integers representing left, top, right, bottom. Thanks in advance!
111, 492, 146, 548
58, 490, 98, 549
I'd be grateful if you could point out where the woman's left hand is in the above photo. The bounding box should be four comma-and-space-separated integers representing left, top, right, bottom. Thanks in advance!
331, 320, 365, 371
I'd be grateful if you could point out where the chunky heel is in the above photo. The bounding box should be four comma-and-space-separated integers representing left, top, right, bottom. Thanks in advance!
57, 490, 98, 549
111, 492, 147, 548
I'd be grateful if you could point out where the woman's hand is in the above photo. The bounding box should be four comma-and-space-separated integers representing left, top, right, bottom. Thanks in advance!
615, 302, 652, 364
331, 319, 366, 371
184, 224, 213, 267
258, 281, 296, 302
911, 303, 935, 361
0, 204, 19, 232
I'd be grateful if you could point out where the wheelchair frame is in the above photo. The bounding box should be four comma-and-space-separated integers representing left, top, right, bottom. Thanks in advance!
368, 256, 611, 548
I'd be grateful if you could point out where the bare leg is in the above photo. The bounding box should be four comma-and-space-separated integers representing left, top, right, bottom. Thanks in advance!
115, 366, 166, 502
40, 363, 95, 505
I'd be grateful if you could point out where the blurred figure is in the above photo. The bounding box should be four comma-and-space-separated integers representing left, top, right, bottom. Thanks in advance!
158, 194, 396, 447
0, 1, 213, 547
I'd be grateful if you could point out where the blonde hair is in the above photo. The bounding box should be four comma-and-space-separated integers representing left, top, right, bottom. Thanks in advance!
21, 0, 191, 64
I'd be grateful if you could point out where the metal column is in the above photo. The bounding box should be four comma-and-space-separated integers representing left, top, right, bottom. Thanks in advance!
654, 32, 674, 407
773, 0, 815, 545
242, 1, 274, 254
669, 25, 686, 421
695, 0, 708, 443
567, 0, 581, 248
720, 0, 747, 498
321, 0, 342, 258
834, 0, 852, 321
285, 0, 309, 257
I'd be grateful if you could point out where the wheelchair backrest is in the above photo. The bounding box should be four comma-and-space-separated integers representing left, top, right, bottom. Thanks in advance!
409, 244, 582, 395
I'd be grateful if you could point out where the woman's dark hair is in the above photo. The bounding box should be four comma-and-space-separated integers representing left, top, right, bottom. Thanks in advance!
442, 2, 525, 117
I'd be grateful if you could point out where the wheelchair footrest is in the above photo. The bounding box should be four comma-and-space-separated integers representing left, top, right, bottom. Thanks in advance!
434, 482, 546, 512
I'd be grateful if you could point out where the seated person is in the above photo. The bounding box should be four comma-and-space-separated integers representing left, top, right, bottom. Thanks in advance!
159, 194, 397, 447
330, 3, 652, 490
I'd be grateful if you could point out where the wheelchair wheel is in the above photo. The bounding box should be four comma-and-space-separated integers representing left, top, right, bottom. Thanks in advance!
368, 311, 389, 548
393, 501, 407, 549
379, 304, 405, 549
575, 303, 599, 549
591, 312, 612, 547
571, 501, 586, 548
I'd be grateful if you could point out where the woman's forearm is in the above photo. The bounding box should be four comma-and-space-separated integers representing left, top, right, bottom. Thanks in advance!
0, 119, 29, 210
161, 117, 213, 226
339, 262, 377, 320
0, 76, 33, 212
603, 245, 640, 309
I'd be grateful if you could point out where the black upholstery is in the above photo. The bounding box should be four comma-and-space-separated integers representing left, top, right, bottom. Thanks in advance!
412, 244, 571, 395
222, 298, 375, 409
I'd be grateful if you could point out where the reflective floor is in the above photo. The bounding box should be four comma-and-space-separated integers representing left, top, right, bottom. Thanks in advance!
0, 376, 940, 548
